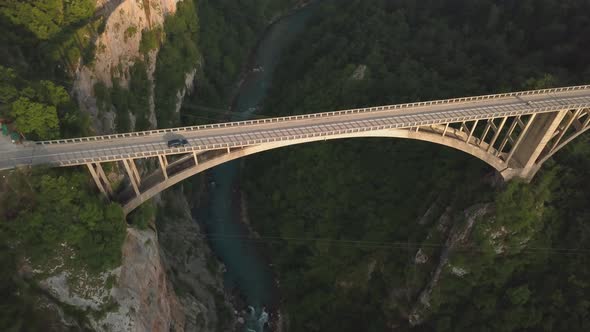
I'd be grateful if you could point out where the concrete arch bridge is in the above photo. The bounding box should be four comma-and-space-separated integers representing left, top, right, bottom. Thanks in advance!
1, 85, 589, 215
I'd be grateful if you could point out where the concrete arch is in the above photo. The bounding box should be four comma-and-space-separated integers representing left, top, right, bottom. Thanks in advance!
123, 128, 504, 214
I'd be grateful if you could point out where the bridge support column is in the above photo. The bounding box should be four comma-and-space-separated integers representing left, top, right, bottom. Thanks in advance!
193, 152, 199, 165
549, 109, 582, 151
503, 110, 568, 179
122, 159, 141, 196
94, 163, 113, 195
128, 159, 141, 185
86, 163, 111, 198
496, 117, 520, 156
467, 120, 479, 143
487, 117, 508, 152
158, 155, 168, 179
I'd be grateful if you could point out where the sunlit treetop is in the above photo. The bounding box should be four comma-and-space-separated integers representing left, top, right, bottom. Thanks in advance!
0, 0, 95, 40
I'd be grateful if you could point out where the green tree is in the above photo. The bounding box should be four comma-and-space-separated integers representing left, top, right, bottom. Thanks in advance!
39, 80, 69, 107
129, 201, 155, 230
154, 0, 200, 126
0, 65, 19, 106
63, 0, 95, 25
139, 27, 162, 55
2, 170, 127, 271
94, 81, 111, 113
11, 97, 59, 139
0, 0, 63, 40
0, 0, 95, 40
507, 285, 531, 306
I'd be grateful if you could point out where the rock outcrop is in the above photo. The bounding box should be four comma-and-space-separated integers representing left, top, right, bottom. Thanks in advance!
104, 228, 185, 331
36, 228, 184, 331
408, 204, 493, 326
74, 0, 182, 133
42, 2, 224, 331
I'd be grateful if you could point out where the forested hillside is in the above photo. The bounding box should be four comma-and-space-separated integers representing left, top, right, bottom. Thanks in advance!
0, 0, 304, 330
244, 1, 590, 331
183, 0, 299, 116
2, 0, 589, 330
0, 1, 129, 329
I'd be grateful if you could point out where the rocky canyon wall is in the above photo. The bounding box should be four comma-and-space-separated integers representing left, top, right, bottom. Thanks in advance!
35, 1, 229, 331
36, 228, 185, 331
73, 0, 182, 132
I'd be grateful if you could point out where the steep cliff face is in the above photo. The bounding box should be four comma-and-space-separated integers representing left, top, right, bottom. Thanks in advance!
36, 228, 185, 331
35, 1, 217, 330
74, 0, 181, 132
408, 204, 493, 326
406, 196, 540, 326
156, 186, 236, 332
105, 228, 185, 331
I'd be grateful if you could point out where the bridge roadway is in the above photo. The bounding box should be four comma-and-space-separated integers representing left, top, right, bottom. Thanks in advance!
1, 85, 590, 170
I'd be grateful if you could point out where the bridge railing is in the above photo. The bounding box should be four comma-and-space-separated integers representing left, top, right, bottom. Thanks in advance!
38, 101, 589, 168
35, 85, 590, 146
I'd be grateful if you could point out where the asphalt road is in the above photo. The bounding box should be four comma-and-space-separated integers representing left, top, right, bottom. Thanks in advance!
1, 87, 589, 170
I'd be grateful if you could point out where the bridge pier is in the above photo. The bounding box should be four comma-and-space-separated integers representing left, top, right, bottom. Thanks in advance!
158, 155, 168, 179
86, 163, 112, 198
502, 110, 568, 180
122, 159, 141, 196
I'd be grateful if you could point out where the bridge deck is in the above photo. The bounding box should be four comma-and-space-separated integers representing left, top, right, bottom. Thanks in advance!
1, 86, 589, 169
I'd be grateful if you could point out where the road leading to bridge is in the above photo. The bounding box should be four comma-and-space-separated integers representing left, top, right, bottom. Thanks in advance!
1, 86, 589, 170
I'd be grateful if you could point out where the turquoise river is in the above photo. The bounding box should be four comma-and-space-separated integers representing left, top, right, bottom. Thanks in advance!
194, 3, 321, 331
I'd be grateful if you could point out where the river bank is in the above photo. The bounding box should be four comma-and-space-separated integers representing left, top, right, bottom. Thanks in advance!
235, 188, 287, 332
191, 2, 322, 331
227, 0, 320, 114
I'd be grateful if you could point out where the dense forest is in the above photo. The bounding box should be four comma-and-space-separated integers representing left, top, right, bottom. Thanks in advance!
192, 0, 297, 109
244, 0, 590, 331
0, 0, 300, 330
1, 0, 590, 331
0, 1, 139, 329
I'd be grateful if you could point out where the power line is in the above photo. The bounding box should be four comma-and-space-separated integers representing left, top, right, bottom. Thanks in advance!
194, 232, 590, 256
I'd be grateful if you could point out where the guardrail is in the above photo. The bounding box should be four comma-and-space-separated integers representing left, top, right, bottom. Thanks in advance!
39, 102, 589, 167
35, 85, 590, 146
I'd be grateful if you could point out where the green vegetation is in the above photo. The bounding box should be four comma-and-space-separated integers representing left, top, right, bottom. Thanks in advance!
111, 79, 131, 132
128, 61, 152, 130
11, 97, 59, 139
139, 27, 162, 55
0, 3, 129, 328
0, 0, 95, 40
129, 201, 156, 230
153, 0, 200, 127
124, 25, 138, 41
1, 65, 89, 139
190, 0, 296, 109
0, 250, 71, 331
93, 1, 202, 131
243, 1, 590, 331
94, 81, 111, 114
1, 169, 126, 271
0, 167, 127, 330
0, 0, 102, 75
94, 60, 152, 133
